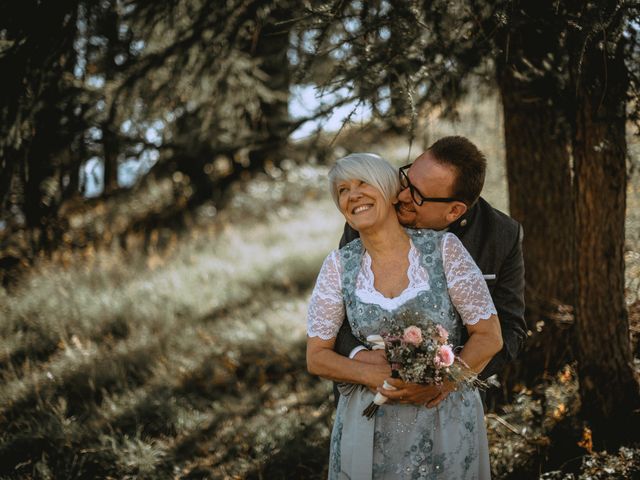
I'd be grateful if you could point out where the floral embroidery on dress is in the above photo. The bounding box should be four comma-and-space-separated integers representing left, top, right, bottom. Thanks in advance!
329, 414, 343, 477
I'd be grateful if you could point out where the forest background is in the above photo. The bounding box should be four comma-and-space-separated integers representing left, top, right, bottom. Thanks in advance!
2, 0, 640, 478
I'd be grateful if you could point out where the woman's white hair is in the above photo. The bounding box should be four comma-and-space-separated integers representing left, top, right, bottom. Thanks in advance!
328, 153, 400, 208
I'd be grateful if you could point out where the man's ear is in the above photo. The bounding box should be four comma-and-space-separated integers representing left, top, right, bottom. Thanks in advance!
446, 202, 467, 223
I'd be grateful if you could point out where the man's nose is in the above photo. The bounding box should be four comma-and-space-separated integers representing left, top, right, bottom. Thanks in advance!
397, 186, 411, 202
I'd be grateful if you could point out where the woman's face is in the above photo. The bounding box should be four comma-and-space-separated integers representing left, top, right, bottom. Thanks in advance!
336, 178, 394, 232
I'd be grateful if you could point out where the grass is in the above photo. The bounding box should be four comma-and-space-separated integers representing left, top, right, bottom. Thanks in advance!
0, 178, 343, 478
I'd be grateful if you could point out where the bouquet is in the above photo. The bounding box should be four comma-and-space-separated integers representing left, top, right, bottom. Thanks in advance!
362, 322, 483, 419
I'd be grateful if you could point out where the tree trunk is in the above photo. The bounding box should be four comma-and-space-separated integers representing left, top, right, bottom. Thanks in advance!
495, 17, 576, 389
103, 126, 119, 194
100, 6, 121, 195
0, 157, 15, 213
60, 148, 81, 201
247, 4, 292, 169
571, 35, 640, 444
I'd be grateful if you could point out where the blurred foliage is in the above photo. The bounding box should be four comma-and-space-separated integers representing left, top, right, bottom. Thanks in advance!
1, 0, 639, 264
0, 0, 299, 267
294, 0, 640, 133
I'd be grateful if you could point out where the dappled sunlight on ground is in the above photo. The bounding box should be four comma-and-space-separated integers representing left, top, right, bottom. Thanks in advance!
0, 163, 344, 478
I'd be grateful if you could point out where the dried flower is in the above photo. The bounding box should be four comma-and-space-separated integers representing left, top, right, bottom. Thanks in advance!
436, 324, 449, 342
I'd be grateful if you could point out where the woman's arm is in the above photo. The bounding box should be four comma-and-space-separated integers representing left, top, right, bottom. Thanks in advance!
307, 336, 391, 389
306, 250, 391, 389
457, 314, 503, 374
443, 233, 503, 371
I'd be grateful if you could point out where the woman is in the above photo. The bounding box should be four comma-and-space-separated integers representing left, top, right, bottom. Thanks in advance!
306, 153, 502, 479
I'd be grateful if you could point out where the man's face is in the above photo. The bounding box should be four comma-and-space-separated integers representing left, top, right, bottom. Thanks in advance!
396, 151, 467, 230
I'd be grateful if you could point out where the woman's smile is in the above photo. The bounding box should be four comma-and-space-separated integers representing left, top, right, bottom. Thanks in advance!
352, 204, 374, 214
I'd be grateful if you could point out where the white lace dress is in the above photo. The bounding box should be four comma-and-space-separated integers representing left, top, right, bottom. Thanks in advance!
307, 230, 496, 480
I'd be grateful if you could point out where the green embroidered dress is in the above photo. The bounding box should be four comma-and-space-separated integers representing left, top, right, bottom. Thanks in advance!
307, 229, 495, 480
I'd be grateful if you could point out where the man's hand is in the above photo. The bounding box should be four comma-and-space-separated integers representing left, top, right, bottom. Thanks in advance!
362, 364, 393, 393
353, 349, 387, 365
353, 350, 390, 393
377, 378, 456, 408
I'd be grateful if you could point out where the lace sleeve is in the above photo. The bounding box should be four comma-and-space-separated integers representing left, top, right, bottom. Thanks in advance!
307, 250, 346, 339
442, 233, 497, 325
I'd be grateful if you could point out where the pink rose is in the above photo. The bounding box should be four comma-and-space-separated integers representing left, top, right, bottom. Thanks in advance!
403, 326, 423, 346
436, 325, 449, 342
435, 345, 455, 367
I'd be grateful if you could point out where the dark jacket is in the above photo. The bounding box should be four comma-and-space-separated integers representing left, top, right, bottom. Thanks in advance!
334, 197, 526, 382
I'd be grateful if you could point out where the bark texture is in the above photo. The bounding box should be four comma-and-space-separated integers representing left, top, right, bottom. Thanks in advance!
495, 5, 577, 387
571, 35, 640, 441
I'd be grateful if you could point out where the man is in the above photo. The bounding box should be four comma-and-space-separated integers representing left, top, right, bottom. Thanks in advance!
334, 135, 526, 407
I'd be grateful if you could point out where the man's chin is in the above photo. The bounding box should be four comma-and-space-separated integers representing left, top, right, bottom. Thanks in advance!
396, 208, 417, 227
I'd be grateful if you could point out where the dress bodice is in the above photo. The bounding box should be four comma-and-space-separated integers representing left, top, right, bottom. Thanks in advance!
306, 229, 496, 344
340, 229, 463, 346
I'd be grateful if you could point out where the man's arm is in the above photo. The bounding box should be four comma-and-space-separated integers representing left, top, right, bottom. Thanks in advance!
334, 321, 366, 358
479, 224, 526, 380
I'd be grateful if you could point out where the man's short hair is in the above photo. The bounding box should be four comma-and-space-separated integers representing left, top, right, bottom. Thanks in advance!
427, 136, 486, 206
328, 153, 400, 208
